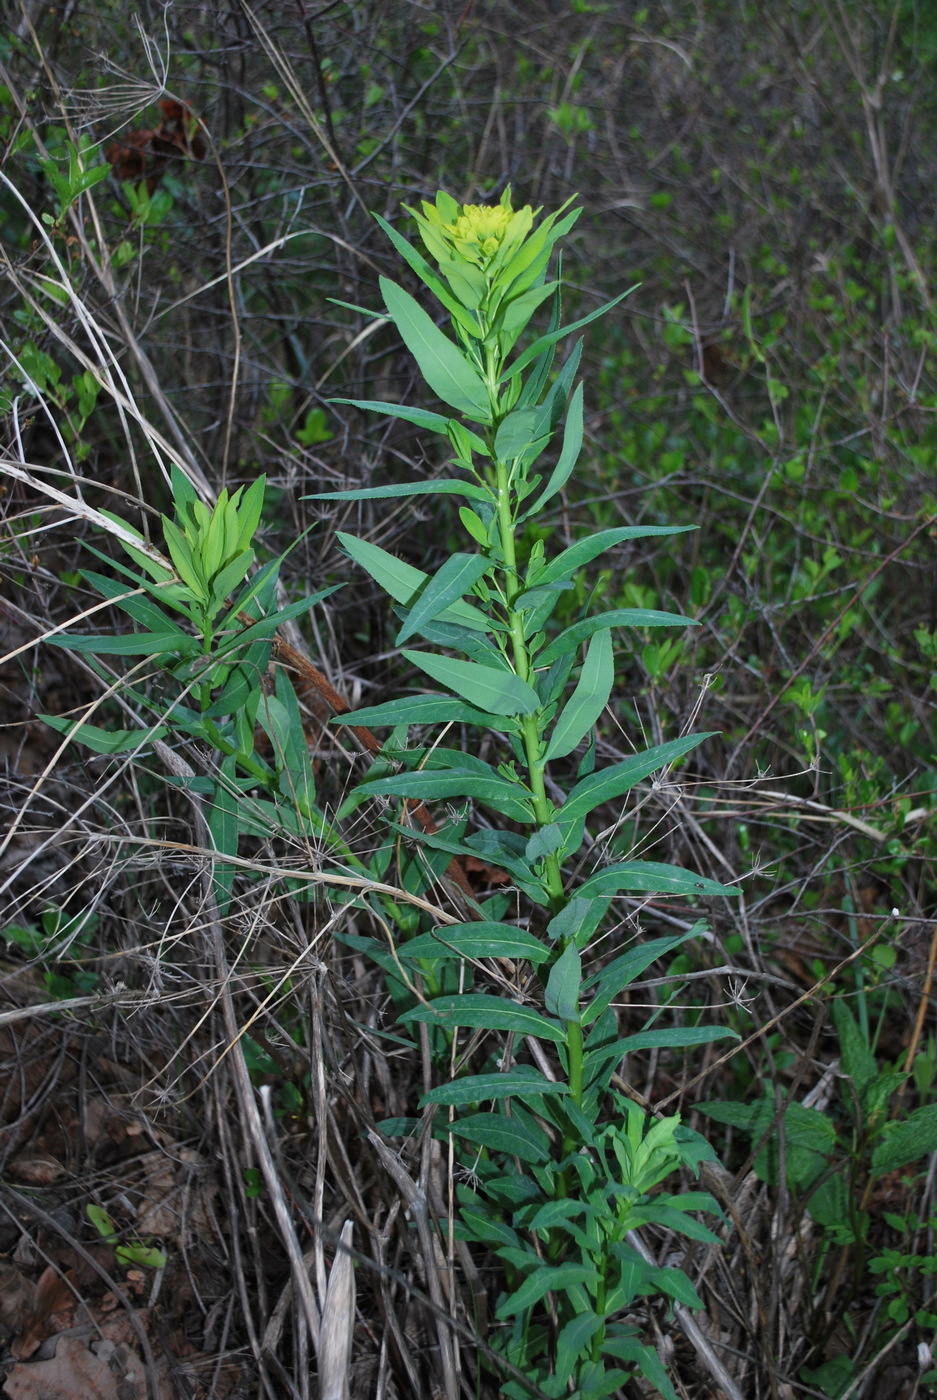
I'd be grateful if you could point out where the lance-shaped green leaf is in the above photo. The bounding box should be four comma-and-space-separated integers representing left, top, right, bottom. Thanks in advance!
545, 941, 582, 1022
161, 517, 208, 601
402, 649, 539, 715
496, 1264, 600, 1318
211, 587, 341, 659
47, 630, 200, 657
583, 1026, 738, 1081
208, 754, 239, 918
399, 992, 566, 1043
380, 277, 491, 420
82, 571, 180, 633
493, 407, 540, 461
396, 553, 491, 644
328, 398, 451, 434
580, 932, 698, 1025
545, 627, 614, 761
357, 768, 535, 823
396, 922, 551, 964
522, 381, 583, 519
420, 1068, 568, 1107
577, 861, 738, 900
557, 732, 713, 841
259, 683, 315, 811
505, 284, 639, 379
533, 526, 695, 588
397, 824, 551, 905
335, 695, 516, 731
41, 716, 170, 754
337, 533, 488, 631
497, 280, 560, 352
373, 213, 484, 336
448, 1112, 552, 1165
309, 478, 490, 502
538, 606, 695, 667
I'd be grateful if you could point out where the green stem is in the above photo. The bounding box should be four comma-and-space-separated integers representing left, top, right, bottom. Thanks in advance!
494, 455, 565, 910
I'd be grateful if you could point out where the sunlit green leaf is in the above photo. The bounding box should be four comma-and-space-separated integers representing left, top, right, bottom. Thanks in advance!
41, 715, 169, 754
380, 278, 490, 419
402, 649, 539, 715
448, 1111, 551, 1164
420, 1068, 567, 1107
400, 992, 565, 1043
577, 861, 738, 899
538, 607, 695, 667
556, 733, 712, 847
545, 628, 614, 760
397, 554, 490, 643
397, 923, 551, 963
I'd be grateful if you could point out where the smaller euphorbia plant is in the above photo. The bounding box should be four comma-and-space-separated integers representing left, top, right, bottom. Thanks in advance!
315, 190, 739, 1399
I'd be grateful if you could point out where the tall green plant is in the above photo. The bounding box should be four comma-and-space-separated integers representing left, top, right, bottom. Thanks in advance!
39, 471, 342, 913
315, 191, 741, 1398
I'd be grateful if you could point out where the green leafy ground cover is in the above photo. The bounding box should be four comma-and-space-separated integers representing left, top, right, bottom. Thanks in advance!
0, 3, 935, 1398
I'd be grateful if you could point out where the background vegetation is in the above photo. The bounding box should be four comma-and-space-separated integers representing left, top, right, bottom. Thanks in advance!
0, 2, 935, 1398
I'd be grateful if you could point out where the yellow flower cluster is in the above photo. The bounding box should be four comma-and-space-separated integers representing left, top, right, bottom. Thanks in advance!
443, 203, 512, 262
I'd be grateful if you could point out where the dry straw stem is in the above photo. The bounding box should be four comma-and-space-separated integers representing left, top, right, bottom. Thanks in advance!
318, 1220, 355, 1400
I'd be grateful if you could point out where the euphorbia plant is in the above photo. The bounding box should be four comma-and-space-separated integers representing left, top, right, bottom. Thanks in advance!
316, 190, 740, 1398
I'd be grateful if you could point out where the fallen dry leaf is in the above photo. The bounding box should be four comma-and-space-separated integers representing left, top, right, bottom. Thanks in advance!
12, 1267, 78, 1360
7, 1156, 67, 1186
4, 1334, 119, 1400
0, 1262, 35, 1334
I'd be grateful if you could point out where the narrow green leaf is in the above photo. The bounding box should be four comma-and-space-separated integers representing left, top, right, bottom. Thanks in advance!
505, 285, 638, 379
380, 278, 491, 420
209, 547, 254, 610
235, 474, 266, 555
208, 754, 239, 917
602, 1339, 680, 1400
538, 607, 696, 667
420, 1069, 567, 1107
359, 768, 535, 823
337, 533, 488, 631
81, 571, 181, 634
577, 861, 738, 900
327, 397, 451, 433
583, 1026, 737, 1072
535, 527, 695, 587
397, 554, 491, 644
399, 992, 565, 1044
308, 477, 489, 502
336, 695, 513, 730
449, 1112, 552, 1165
397, 923, 551, 964
372, 213, 483, 335
524, 381, 584, 519
41, 715, 169, 754
402, 649, 539, 715
47, 631, 200, 657
259, 678, 315, 810
525, 824, 563, 862
494, 407, 540, 461
544, 942, 582, 1021
581, 933, 695, 1025
162, 518, 207, 599
557, 733, 712, 839
212, 587, 341, 658
556, 1313, 603, 1386
545, 628, 614, 761
498, 280, 560, 348
496, 1263, 600, 1317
